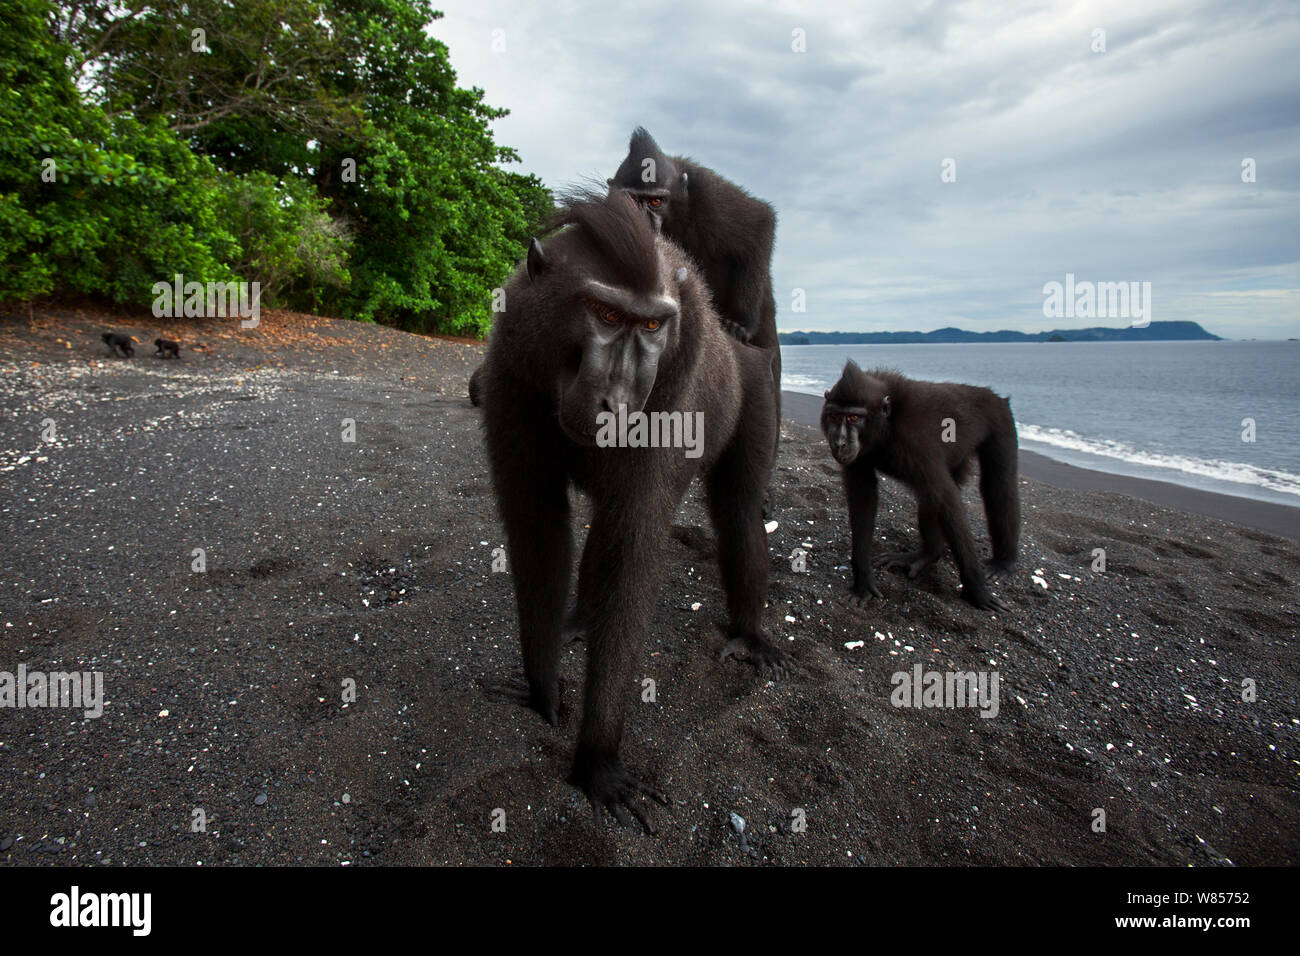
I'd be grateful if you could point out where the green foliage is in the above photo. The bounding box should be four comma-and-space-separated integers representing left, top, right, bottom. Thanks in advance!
226, 172, 350, 310
308, 0, 552, 335
67, 0, 362, 142
0, 0, 552, 337
0, 0, 236, 303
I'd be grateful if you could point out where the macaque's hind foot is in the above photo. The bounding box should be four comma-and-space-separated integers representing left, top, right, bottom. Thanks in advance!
848, 579, 882, 606
961, 585, 1009, 614
481, 676, 560, 726
720, 633, 791, 680
984, 557, 1016, 580
570, 760, 668, 834
879, 549, 940, 580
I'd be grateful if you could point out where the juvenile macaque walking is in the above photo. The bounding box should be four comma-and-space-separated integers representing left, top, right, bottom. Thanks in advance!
821, 361, 1019, 611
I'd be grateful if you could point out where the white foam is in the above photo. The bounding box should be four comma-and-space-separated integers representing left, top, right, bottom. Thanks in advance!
780, 374, 827, 392
1017, 423, 1300, 499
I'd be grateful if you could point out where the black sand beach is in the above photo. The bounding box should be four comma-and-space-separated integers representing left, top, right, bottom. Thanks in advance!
1, 309, 1296, 866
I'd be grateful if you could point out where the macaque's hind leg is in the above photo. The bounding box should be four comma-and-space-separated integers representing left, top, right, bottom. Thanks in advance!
707, 437, 788, 678
879, 502, 944, 579
718, 633, 789, 679
565, 528, 603, 643
979, 414, 1020, 579
879, 550, 940, 578
932, 480, 1006, 612
984, 557, 1016, 580
481, 676, 562, 726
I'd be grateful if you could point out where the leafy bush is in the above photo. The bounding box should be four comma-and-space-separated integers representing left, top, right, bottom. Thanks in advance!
0, 0, 236, 305
226, 172, 351, 310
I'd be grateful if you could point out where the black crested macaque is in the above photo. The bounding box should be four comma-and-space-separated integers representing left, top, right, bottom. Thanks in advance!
101, 332, 134, 358
821, 361, 1019, 612
478, 190, 783, 830
609, 128, 777, 353
610, 127, 782, 503
469, 131, 784, 412
154, 338, 180, 359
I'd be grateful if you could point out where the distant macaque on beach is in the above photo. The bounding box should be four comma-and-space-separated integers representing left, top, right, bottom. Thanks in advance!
154, 338, 180, 359
101, 332, 134, 358
821, 361, 1019, 611
477, 189, 781, 832
608, 128, 778, 355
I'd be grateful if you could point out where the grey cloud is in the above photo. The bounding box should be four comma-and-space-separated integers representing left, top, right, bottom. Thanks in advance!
435, 0, 1300, 338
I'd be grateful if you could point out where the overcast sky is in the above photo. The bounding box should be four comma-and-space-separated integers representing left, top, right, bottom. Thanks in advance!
430, 0, 1299, 339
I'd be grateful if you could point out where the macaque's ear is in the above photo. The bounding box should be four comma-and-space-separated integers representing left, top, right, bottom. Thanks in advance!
824, 390, 832, 400
881, 395, 891, 417
526, 238, 547, 282
606, 177, 614, 186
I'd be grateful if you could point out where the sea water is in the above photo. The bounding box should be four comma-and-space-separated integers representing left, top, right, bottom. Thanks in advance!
780, 340, 1300, 507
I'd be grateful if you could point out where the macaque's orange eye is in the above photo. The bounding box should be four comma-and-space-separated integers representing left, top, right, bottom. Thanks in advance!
645, 319, 661, 331
847, 415, 859, 423
591, 301, 620, 324
648, 198, 663, 208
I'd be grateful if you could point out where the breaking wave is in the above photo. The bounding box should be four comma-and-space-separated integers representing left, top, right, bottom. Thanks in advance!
1017, 423, 1300, 499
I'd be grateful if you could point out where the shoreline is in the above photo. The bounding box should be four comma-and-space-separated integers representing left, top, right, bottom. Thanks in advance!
782, 390, 1300, 541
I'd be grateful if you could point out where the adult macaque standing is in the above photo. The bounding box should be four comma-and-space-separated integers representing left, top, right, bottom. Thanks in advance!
478, 190, 783, 830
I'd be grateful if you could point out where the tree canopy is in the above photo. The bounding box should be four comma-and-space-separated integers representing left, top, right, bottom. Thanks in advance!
0, 0, 551, 335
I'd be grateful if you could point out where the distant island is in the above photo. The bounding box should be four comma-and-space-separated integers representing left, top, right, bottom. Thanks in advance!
778, 321, 1220, 345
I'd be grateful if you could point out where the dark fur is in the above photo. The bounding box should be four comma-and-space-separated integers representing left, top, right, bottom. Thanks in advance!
609, 129, 777, 349
469, 130, 783, 414
821, 361, 1019, 611
608, 128, 781, 427
467, 366, 482, 406
154, 338, 180, 359
101, 332, 134, 358
478, 189, 783, 830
